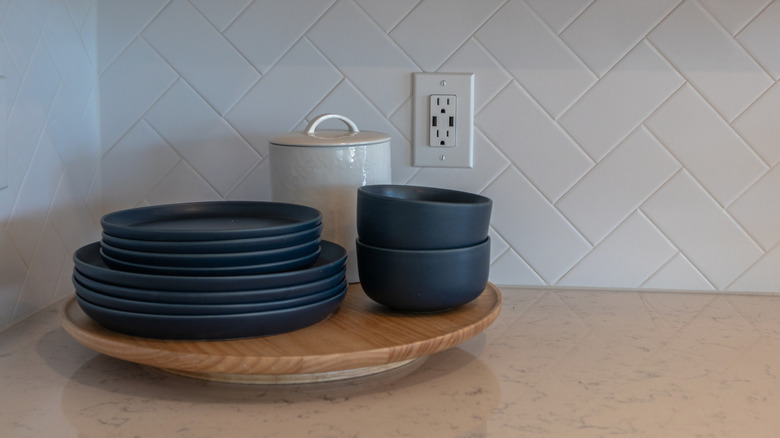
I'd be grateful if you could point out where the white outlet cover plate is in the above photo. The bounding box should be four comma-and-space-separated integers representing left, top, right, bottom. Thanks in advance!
412, 72, 474, 168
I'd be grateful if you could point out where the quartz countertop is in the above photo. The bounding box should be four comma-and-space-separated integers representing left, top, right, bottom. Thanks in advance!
3, 286, 780, 437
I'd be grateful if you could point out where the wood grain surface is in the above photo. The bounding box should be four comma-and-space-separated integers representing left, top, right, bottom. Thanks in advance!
60, 283, 501, 379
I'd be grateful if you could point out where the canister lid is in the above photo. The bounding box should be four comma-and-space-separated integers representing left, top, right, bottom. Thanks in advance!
270, 114, 390, 147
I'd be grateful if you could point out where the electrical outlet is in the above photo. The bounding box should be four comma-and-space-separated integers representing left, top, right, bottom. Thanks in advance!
429, 94, 456, 147
413, 72, 474, 168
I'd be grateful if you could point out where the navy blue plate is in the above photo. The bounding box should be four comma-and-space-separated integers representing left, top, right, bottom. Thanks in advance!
72, 268, 346, 304
74, 277, 347, 315
101, 201, 321, 241
75, 287, 347, 340
100, 224, 323, 254
100, 246, 320, 276
74, 240, 347, 291
99, 238, 320, 268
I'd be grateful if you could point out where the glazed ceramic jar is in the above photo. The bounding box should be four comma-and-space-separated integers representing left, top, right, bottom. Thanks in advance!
269, 114, 392, 283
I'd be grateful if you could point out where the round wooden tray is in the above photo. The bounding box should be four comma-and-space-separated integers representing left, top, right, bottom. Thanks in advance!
60, 283, 501, 384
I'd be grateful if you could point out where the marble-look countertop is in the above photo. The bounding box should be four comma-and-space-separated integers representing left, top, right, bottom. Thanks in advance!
3, 286, 780, 437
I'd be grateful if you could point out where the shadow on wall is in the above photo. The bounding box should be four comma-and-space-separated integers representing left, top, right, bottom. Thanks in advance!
0, 147, 102, 332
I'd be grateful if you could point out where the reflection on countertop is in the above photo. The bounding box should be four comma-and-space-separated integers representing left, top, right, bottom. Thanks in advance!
4, 286, 780, 437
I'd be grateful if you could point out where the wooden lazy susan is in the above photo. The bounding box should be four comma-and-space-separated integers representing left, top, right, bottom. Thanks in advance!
60, 283, 502, 384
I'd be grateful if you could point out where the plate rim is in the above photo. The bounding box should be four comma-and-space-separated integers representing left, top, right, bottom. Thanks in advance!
73, 240, 347, 291
100, 201, 322, 241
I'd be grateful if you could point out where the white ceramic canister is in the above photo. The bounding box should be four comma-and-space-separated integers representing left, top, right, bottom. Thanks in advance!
269, 114, 392, 283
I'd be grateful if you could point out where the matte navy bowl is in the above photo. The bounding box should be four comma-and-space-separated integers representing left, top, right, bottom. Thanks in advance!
356, 238, 490, 312
357, 185, 492, 250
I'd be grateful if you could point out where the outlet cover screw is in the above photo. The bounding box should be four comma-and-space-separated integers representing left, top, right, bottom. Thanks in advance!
439, 155, 446, 161
440, 80, 447, 86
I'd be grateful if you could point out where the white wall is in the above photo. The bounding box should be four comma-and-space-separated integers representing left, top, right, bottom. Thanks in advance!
99, 0, 780, 294
5, 0, 780, 332
0, 0, 100, 332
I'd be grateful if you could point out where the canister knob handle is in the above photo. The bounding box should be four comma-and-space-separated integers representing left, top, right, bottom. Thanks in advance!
305, 114, 360, 135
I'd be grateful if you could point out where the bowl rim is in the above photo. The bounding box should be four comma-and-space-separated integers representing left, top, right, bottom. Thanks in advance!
356, 237, 490, 254
358, 184, 492, 206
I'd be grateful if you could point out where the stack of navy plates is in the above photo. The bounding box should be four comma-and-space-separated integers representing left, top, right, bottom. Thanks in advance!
71, 201, 348, 340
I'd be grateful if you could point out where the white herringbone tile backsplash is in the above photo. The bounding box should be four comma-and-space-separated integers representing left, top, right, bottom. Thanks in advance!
0, 0, 100, 331
3, 0, 780, 331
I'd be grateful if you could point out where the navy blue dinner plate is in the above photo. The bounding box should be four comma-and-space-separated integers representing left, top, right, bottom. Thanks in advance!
73, 277, 347, 315
72, 268, 346, 304
99, 238, 320, 268
100, 246, 321, 276
100, 201, 321, 241
100, 224, 323, 254
73, 240, 347, 291
75, 287, 347, 340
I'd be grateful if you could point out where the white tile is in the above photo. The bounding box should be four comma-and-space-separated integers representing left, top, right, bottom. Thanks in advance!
1, 0, 45, 75
640, 253, 715, 291
700, 0, 770, 35
488, 227, 509, 262
224, 0, 333, 74
49, 176, 100, 254
96, 0, 167, 72
189, 0, 251, 32
733, 81, 780, 165
7, 40, 60, 171
225, 39, 342, 156
557, 126, 680, 244
46, 86, 99, 200
225, 157, 270, 202
64, 0, 93, 30
524, 0, 593, 33
645, 84, 767, 207
308, 80, 411, 185
483, 167, 591, 284
489, 248, 546, 286
0, 33, 20, 98
99, 38, 178, 150
0, 152, 22, 226
80, 2, 97, 66
142, 0, 260, 115
561, 0, 679, 77
0, 229, 27, 328
477, 82, 593, 202
390, 0, 503, 72
308, 0, 419, 116
558, 212, 677, 288
52, 256, 76, 303
559, 41, 684, 161
648, 0, 773, 121
407, 129, 510, 194
387, 98, 416, 184
737, 1, 780, 79
13, 221, 68, 322
476, 0, 596, 118
641, 171, 763, 289
145, 80, 260, 196
145, 161, 221, 206
354, 0, 418, 32
439, 39, 513, 112
42, 0, 95, 112
6, 133, 63, 264
101, 121, 180, 214
729, 245, 780, 293
729, 165, 780, 250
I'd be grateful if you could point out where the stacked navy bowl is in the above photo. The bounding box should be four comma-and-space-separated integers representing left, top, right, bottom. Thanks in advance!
356, 185, 492, 312
72, 201, 348, 340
